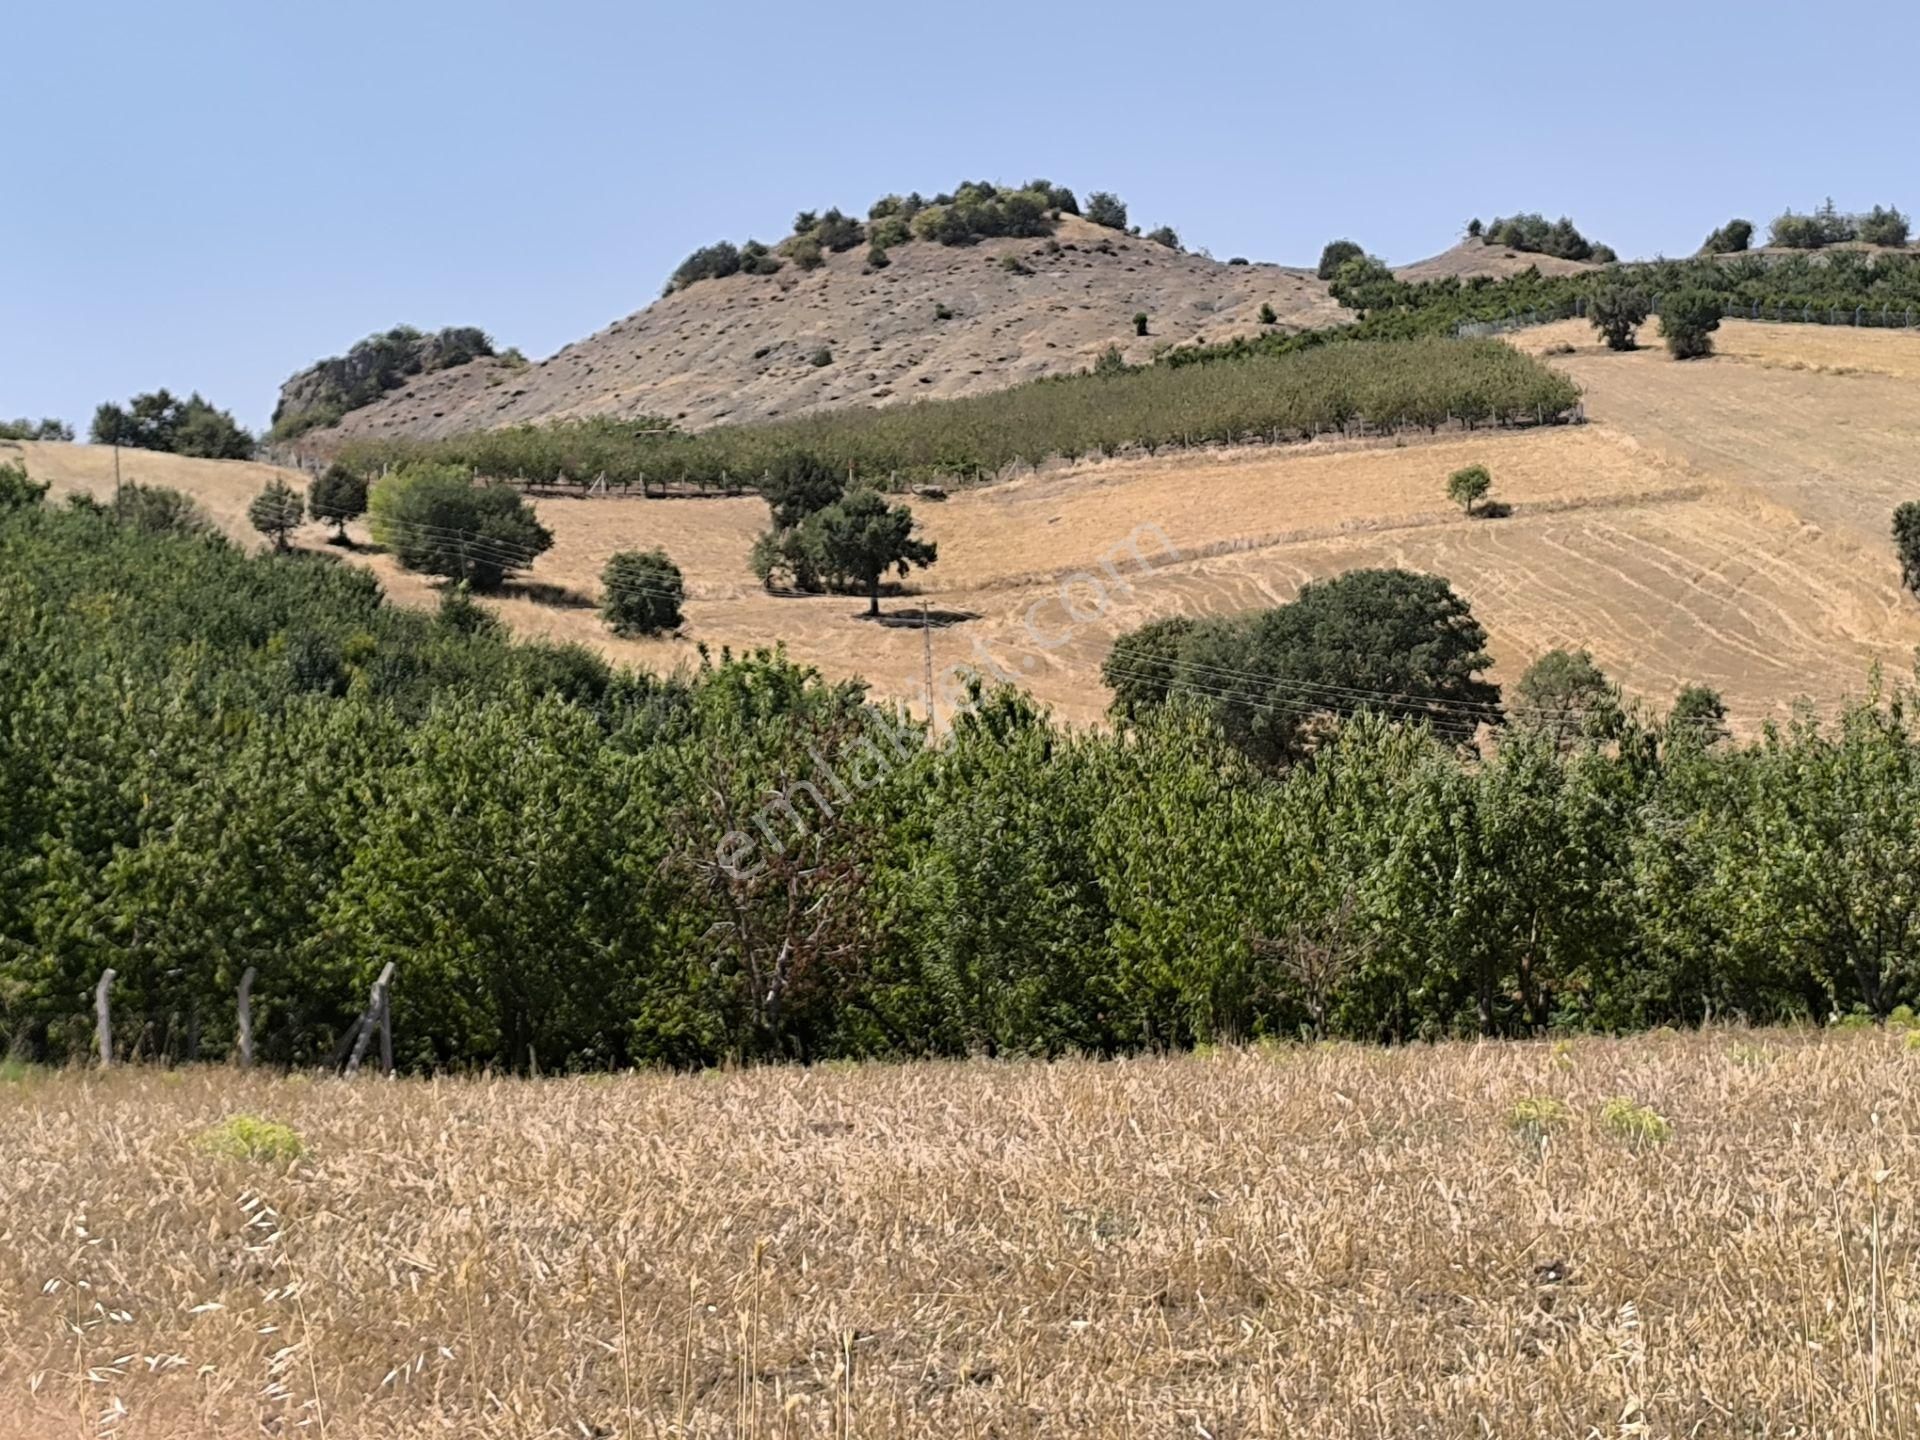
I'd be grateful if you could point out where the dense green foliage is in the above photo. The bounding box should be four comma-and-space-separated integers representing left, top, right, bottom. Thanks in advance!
1895, 502, 1920, 596
1769, 200, 1910, 250
808, 488, 938, 615
601, 548, 685, 635
338, 338, 1580, 491
1514, 648, 1624, 744
309, 464, 369, 541
1701, 218, 1754, 254
1589, 285, 1651, 350
1084, 191, 1127, 229
1447, 464, 1491, 515
1317, 239, 1365, 280
247, 478, 305, 552
1663, 290, 1722, 359
1482, 212, 1608, 262
367, 463, 554, 590
0, 417, 73, 441
0, 461, 49, 510
11, 506, 1920, 1067
91, 389, 253, 459
269, 326, 495, 440
1103, 570, 1503, 765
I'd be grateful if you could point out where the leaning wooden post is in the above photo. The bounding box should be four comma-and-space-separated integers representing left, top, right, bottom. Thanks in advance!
95, 969, 116, 1070
236, 967, 257, 1069
377, 985, 393, 1077
345, 963, 395, 1077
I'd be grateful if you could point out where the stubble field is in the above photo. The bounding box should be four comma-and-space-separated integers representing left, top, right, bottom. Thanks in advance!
2, 1028, 1916, 1438
14, 318, 1920, 732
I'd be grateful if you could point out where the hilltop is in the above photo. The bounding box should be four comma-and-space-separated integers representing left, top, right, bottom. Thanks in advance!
290, 215, 1346, 446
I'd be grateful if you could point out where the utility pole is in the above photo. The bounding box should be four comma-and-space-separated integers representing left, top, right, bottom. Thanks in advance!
113, 443, 122, 504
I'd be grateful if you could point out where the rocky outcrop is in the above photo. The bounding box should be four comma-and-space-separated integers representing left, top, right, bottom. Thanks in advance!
271, 325, 503, 440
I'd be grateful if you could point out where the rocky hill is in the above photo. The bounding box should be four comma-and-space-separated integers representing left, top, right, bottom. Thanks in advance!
291, 216, 1348, 447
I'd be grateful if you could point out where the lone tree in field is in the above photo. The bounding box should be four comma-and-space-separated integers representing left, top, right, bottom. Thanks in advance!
1133, 312, 1149, 337
1589, 286, 1651, 351
1317, 239, 1365, 280
247, 478, 305, 552
602, 548, 685, 635
309, 464, 369, 543
1447, 464, 1492, 516
369, 463, 553, 590
1515, 647, 1623, 743
1107, 568, 1502, 765
1894, 502, 1920, 596
1662, 291, 1722, 360
811, 488, 937, 617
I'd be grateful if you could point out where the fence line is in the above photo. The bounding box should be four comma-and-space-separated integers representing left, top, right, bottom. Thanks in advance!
1457, 295, 1920, 339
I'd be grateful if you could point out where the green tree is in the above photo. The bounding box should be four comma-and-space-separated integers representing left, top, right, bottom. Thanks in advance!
1515, 648, 1624, 743
1667, 685, 1729, 746
0, 460, 48, 510
1447, 464, 1492, 516
90, 389, 252, 458
1589, 286, 1651, 351
247, 478, 305, 552
368, 463, 553, 590
1700, 219, 1753, 254
1101, 616, 1199, 720
1317, 239, 1365, 280
1662, 291, 1722, 359
808, 489, 937, 616
1145, 226, 1180, 250
111, 482, 213, 536
1133, 312, 1149, 336
309, 464, 369, 543
1084, 191, 1128, 229
602, 548, 685, 635
1894, 501, 1920, 596
1258, 301, 1278, 325
762, 450, 845, 530
1859, 205, 1911, 248
0, 417, 73, 441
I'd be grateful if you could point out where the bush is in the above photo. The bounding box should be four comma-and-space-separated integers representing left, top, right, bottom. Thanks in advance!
809, 346, 834, 368
1317, 239, 1365, 280
247, 478, 305, 552
812, 208, 865, 253
1258, 302, 1278, 325
1446, 464, 1491, 515
1515, 648, 1623, 742
1000, 254, 1032, 275
933, 303, 954, 321
1133, 312, 1149, 336
868, 216, 911, 248
368, 463, 554, 590
669, 240, 742, 292
790, 236, 825, 271
1145, 226, 1180, 250
0, 460, 48, 510
602, 548, 685, 635
111, 482, 214, 537
0, 417, 73, 441
1769, 200, 1855, 250
1894, 502, 1920, 596
309, 464, 369, 542
866, 244, 890, 270
91, 389, 253, 459
1598, 1098, 1671, 1146
200, 1116, 304, 1164
1860, 205, 1912, 248
739, 240, 784, 276
1589, 285, 1651, 350
1662, 290, 1722, 359
1701, 219, 1754, 255
1482, 213, 1603, 262
1085, 191, 1128, 230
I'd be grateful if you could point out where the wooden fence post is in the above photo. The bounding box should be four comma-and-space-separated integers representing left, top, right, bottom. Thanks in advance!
237, 967, 257, 1069
95, 969, 116, 1069
345, 963, 395, 1077
378, 985, 393, 1077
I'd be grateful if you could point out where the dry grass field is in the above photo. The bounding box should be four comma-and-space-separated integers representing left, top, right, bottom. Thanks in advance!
3, 1028, 1917, 1438
14, 318, 1920, 733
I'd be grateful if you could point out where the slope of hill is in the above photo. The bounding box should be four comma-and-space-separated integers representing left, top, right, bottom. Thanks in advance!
1393, 237, 1602, 283
293, 217, 1346, 445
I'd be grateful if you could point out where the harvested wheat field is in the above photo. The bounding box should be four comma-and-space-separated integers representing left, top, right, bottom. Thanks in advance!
14, 317, 1920, 733
2, 1028, 1916, 1438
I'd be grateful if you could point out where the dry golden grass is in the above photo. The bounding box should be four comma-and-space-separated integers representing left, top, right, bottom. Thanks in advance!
3, 1029, 1917, 1437
17, 315, 1920, 735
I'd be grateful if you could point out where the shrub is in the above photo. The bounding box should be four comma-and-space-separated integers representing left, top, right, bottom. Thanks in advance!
1482, 213, 1603, 262
602, 548, 685, 635
1701, 219, 1754, 255
869, 216, 911, 248
1091, 344, 1129, 376
669, 240, 742, 292
1102, 616, 1198, 720
809, 346, 834, 367
1589, 285, 1651, 351
0, 460, 48, 510
111, 482, 214, 537
0, 416, 73, 441
1662, 290, 1722, 359
368, 463, 554, 590
1598, 1098, 1672, 1146
1317, 239, 1365, 280
790, 236, 825, 271
1258, 302, 1278, 325
200, 1115, 304, 1164
1859, 205, 1912, 248
1228, 256, 1249, 266
1328, 256, 1400, 310
1893, 502, 1920, 596
309, 464, 369, 542
739, 240, 784, 276
933, 303, 954, 321
1667, 684, 1729, 744
1516, 648, 1624, 742
1145, 226, 1180, 250
1133, 312, 1149, 336
1085, 191, 1128, 230
1446, 464, 1491, 515
866, 244, 890, 270
247, 478, 305, 552
1000, 254, 1032, 275
1769, 200, 1854, 250
1507, 1096, 1570, 1144
812, 208, 865, 253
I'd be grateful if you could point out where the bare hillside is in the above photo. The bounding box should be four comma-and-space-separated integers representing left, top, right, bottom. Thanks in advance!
296, 217, 1345, 445
1393, 237, 1601, 283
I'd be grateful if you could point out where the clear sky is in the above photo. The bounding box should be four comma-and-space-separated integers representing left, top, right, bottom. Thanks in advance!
8, 0, 1919, 434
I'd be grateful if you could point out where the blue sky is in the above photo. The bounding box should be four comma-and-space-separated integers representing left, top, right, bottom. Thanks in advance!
7, 0, 1918, 434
